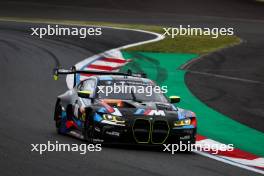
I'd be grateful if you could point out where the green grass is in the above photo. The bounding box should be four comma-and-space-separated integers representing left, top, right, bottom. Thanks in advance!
0, 17, 241, 55
125, 35, 240, 55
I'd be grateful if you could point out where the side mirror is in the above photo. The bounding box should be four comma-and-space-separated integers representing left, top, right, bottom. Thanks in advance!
77, 91, 91, 98
169, 96, 181, 103
53, 68, 59, 81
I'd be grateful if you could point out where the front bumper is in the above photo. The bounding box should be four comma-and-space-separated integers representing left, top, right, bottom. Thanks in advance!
93, 117, 197, 145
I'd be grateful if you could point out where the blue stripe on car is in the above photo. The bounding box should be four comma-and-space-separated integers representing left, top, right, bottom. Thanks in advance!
94, 113, 102, 122
134, 108, 145, 115
172, 125, 194, 129
98, 107, 107, 113
99, 76, 113, 81
178, 112, 185, 120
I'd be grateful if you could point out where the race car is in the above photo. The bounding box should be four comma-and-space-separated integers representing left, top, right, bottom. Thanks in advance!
53, 67, 197, 145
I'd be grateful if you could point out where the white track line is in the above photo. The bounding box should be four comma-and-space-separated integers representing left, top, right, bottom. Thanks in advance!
195, 151, 264, 175
91, 60, 125, 67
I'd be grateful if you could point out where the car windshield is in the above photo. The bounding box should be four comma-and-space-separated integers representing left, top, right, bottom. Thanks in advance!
96, 79, 168, 103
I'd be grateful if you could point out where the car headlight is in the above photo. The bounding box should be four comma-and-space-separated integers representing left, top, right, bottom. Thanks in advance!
102, 114, 125, 124
174, 118, 191, 126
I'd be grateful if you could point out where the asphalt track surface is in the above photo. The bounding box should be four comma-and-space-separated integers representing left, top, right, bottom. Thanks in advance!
0, 1, 264, 176
1, 21, 260, 176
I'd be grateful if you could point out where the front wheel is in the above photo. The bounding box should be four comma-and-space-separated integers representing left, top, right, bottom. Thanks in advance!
83, 108, 95, 143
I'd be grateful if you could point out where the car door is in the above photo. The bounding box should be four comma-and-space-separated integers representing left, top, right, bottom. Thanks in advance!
73, 79, 96, 122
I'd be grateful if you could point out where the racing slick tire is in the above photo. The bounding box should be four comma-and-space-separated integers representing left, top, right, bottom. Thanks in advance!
54, 99, 63, 134
83, 108, 95, 143
66, 105, 74, 121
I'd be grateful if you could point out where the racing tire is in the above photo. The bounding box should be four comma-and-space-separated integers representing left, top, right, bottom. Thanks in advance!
66, 105, 74, 121
54, 99, 63, 134
83, 108, 95, 143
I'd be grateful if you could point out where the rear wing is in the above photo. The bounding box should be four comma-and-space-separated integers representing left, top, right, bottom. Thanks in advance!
53, 66, 147, 87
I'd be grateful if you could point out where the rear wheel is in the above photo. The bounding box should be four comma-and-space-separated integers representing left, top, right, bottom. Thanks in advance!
54, 100, 63, 134
66, 105, 74, 121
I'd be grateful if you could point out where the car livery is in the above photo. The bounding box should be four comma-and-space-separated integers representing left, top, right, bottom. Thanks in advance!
53, 67, 197, 145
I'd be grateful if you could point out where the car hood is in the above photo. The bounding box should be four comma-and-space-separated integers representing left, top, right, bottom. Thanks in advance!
95, 99, 188, 119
